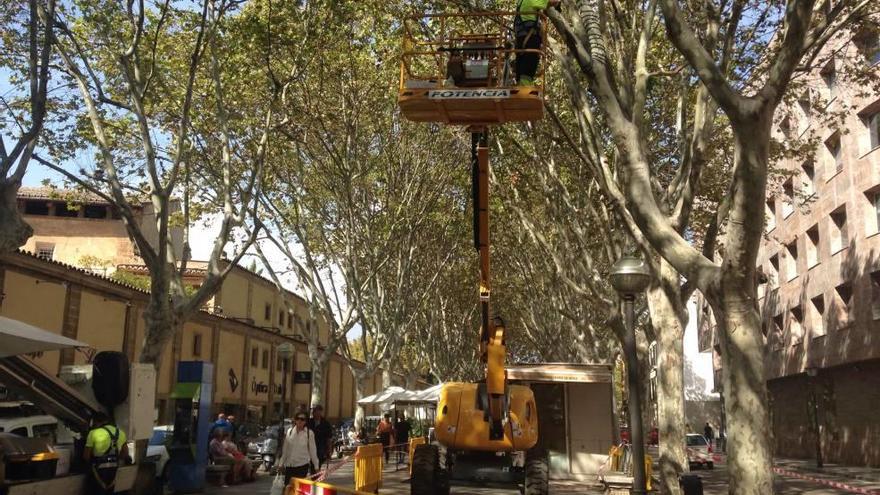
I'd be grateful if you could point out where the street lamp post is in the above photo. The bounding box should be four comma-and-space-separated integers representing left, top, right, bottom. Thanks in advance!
610, 256, 651, 495
277, 342, 294, 447
806, 366, 822, 469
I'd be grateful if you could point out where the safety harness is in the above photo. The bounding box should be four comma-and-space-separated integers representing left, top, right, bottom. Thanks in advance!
90, 425, 121, 489
514, 0, 540, 39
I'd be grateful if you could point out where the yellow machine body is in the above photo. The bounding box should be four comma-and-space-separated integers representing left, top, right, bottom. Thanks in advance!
435, 382, 538, 452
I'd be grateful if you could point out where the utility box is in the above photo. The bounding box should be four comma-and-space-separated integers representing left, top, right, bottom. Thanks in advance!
115, 363, 157, 442
507, 363, 615, 480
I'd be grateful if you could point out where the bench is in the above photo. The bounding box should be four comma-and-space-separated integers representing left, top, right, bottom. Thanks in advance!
205, 464, 231, 486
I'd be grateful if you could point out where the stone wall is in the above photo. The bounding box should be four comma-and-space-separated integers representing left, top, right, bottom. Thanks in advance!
769, 358, 880, 467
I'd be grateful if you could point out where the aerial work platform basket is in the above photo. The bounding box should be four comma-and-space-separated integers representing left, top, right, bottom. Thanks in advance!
398, 11, 547, 125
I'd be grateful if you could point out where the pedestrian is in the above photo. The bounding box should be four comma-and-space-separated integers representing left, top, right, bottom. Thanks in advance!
704, 422, 714, 447
211, 413, 231, 438
210, 430, 245, 484
514, 0, 561, 86
227, 414, 238, 443
308, 405, 334, 468
394, 412, 411, 459
279, 412, 320, 487
376, 413, 394, 462
83, 411, 128, 495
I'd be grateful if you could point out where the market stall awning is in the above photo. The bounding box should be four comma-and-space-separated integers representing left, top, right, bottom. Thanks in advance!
357, 386, 406, 405
392, 383, 442, 406
0, 316, 89, 358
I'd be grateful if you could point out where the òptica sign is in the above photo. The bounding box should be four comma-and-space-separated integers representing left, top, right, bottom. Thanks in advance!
428, 89, 511, 99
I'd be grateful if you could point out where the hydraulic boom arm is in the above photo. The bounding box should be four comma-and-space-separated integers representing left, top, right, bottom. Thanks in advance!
471, 129, 507, 441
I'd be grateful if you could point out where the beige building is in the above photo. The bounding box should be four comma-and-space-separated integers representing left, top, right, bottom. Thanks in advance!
0, 250, 400, 424
17, 186, 183, 272
702, 26, 880, 467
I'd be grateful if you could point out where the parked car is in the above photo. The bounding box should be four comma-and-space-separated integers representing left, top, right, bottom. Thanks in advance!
0, 401, 76, 475
686, 433, 714, 469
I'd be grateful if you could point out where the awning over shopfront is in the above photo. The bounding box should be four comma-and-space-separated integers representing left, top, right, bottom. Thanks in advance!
506, 363, 613, 383
0, 316, 89, 358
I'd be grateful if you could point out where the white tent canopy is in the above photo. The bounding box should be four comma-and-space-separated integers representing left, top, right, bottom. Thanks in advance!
356, 386, 407, 406
0, 316, 89, 358
392, 383, 442, 406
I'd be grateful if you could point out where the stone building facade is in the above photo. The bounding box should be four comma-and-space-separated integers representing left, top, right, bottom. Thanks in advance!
702, 25, 880, 466
1, 245, 410, 425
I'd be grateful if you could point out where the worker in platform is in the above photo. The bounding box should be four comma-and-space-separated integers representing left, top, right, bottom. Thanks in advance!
514, 0, 560, 86
83, 411, 129, 495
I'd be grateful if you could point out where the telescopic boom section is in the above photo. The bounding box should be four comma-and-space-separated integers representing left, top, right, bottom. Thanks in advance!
471, 129, 507, 440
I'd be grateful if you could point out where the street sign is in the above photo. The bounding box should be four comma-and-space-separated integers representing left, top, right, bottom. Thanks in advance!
293, 371, 312, 384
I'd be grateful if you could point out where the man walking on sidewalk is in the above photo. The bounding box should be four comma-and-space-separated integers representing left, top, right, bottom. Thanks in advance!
704, 422, 714, 448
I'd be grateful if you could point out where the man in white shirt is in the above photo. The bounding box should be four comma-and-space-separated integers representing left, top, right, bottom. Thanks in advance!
279, 413, 320, 487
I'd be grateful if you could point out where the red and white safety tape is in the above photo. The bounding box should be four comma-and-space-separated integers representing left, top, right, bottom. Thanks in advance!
772, 466, 880, 495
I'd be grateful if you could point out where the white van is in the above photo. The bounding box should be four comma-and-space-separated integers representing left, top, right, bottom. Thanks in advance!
0, 401, 76, 475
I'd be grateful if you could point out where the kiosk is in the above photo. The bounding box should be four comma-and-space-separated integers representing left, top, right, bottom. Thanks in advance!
167, 361, 213, 493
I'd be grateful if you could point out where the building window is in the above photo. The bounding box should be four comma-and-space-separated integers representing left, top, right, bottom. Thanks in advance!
23, 200, 50, 216
866, 189, 880, 236
825, 132, 843, 174
766, 199, 777, 231
820, 58, 837, 100
193, 333, 202, 358
278, 309, 285, 326
810, 295, 825, 337
83, 204, 108, 219
789, 306, 804, 346
864, 110, 880, 152
829, 207, 848, 254
35, 243, 55, 261
871, 271, 880, 320
806, 225, 820, 269
833, 283, 854, 330
782, 179, 795, 218
768, 254, 780, 286
785, 241, 798, 281
856, 29, 880, 66
262, 350, 269, 369
54, 201, 79, 217
264, 303, 271, 321
251, 347, 259, 367
801, 160, 817, 197
287, 312, 293, 329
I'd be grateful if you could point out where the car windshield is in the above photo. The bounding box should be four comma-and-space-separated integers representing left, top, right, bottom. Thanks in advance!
686, 435, 707, 446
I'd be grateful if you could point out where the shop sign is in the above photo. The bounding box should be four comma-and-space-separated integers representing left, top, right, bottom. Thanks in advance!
293, 371, 312, 384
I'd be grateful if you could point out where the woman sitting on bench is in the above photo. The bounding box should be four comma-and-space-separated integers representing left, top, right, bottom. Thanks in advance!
209, 430, 245, 484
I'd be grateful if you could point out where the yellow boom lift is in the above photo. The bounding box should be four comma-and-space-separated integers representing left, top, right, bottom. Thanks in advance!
398, 11, 549, 495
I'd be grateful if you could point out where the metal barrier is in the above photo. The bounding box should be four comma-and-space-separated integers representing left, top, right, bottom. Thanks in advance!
353, 443, 383, 493
605, 444, 653, 491
291, 478, 375, 495
408, 437, 427, 475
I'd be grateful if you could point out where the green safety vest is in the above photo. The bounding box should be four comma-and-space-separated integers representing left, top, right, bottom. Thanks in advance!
516, 0, 550, 23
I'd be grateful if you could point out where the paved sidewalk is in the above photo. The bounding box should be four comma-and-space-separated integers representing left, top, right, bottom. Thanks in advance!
203, 459, 606, 495
772, 458, 880, 495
